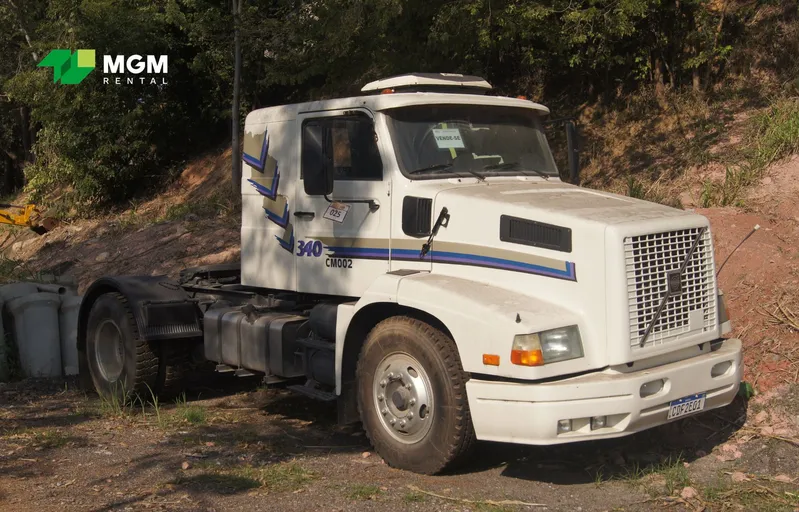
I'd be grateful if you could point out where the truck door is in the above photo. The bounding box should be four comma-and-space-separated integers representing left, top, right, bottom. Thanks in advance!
294, 109, 390, 297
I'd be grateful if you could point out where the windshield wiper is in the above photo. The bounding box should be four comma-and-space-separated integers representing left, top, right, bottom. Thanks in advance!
482, 161, 550, 180
409, 163, 452, 174
409, 163, 485, 181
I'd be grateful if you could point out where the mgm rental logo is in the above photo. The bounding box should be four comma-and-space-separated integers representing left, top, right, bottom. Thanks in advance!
37, 49, 168, 85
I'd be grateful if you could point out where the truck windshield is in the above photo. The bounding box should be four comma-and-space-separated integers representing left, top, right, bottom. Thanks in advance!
385, 105, 559, 180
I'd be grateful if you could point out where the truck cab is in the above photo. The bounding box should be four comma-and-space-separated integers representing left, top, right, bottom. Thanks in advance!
78, 73, 743, 474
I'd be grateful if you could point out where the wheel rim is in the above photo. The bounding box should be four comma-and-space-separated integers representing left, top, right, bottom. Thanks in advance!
95, 319, 125, 382
372, 352, 434, 444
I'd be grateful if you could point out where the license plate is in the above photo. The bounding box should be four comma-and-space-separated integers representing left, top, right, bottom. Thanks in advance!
667, 393, 706, 419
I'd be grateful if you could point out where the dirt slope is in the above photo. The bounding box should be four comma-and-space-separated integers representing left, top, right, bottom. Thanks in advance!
1, 149, 240, 291
700, 154, 799, 391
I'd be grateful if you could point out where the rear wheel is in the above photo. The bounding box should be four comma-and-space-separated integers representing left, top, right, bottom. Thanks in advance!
86, 293, 159, 400
356, 316, 476, 474
157, 340, 191, 398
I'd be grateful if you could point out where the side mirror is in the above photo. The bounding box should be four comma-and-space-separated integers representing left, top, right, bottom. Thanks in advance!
303, 162, 334, 196
565, 120, 580, 185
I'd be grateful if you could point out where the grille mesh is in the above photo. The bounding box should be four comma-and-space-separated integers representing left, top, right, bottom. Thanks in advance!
625, 228, 717, 348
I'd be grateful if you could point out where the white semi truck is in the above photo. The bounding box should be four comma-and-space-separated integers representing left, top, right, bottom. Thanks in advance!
78, 73, 743, 474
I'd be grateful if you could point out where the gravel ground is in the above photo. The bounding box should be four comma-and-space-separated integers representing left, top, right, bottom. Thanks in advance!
1, 378, 796, 512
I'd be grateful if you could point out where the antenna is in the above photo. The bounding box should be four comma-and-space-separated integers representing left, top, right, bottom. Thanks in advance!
717, 224, 760, 276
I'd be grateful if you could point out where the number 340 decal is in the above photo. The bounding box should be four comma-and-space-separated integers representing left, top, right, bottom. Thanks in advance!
296, 240, 323, 257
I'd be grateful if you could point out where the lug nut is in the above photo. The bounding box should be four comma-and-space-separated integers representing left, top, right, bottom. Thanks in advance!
409, 398, 416, 406
381, 408, 387, 415
389, 418, 395, 425
380, 380, 387, 388
407, 412, 414, 420
378, 394, 384, 401
405, 383, 412, 389
399, 420, 406, 428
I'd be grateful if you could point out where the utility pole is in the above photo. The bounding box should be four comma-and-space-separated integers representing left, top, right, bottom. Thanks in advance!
231, 0, 243, 197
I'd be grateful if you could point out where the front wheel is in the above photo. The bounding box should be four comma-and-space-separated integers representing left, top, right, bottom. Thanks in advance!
356, 317, 476, 474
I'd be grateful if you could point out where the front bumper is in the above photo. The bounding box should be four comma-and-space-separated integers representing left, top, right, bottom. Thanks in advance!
467, 338, 742, 445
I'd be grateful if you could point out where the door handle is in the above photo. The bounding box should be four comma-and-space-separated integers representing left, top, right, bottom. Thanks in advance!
293, 211, 315, 219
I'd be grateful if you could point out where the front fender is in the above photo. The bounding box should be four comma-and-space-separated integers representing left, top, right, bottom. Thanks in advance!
344, 272, 598, 383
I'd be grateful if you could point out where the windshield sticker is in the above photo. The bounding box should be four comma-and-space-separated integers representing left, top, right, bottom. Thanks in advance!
432, 128, 465, 149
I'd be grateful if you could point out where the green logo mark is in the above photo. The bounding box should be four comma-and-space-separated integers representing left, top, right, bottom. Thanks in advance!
37, 49, 96, 84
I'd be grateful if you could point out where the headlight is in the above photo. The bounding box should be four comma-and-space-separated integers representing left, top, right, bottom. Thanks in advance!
540, 326, 583, 363
511, 325, 583, 366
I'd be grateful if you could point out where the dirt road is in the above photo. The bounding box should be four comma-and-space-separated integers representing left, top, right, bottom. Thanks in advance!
1, 378, 797, 512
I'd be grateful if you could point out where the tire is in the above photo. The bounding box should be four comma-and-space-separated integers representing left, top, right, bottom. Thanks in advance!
356, 316, 476, 474
156, 340, 191, 399
85, 292, 159, 400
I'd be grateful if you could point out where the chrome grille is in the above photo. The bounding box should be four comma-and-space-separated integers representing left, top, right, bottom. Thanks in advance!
625, 228, 717, 348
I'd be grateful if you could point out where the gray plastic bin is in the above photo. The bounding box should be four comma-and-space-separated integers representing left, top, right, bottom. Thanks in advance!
7, 292, 62, 378
0, 282, 40, 381
59, 295, 82, 376
0, 297, 7, 382
0, 282, 39, 301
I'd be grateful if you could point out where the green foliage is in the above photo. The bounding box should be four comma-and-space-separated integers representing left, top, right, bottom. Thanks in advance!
0, 0, 797, 210
748, 98, 799, 169
348, 484, 382, 500
174, 393, 207, 425
699, 98, 799, 207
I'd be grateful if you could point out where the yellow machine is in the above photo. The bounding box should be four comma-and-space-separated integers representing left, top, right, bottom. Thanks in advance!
0, 203, 57, 234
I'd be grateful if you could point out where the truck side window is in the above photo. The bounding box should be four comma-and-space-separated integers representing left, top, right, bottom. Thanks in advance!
302, 116, 383, 181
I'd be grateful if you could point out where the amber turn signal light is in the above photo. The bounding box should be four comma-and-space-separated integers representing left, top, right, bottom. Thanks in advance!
510, 349, 544, 367
482, 354, 500, 366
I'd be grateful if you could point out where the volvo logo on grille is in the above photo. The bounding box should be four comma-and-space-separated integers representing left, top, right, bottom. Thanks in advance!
667, 271, 683, 294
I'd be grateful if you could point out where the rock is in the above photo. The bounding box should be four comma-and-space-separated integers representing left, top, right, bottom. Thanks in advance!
185, 213, 200, 222
774, 474, 793, 483
95, 252, 110, 262
716, 443, 743, 461
754, 410, 769, 424
205, 441, 215, 447
181, 461, 190, 470
680, 487, 698, 499
731, 471, 749, 483
361, 451, 371, 458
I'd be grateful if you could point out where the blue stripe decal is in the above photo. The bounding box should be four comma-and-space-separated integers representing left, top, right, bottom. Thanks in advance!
325, 246, 576, 281
247, 166, 280, 200
242, 133, 269, 170
276, 230, 294, 252
265, 202, 289, 228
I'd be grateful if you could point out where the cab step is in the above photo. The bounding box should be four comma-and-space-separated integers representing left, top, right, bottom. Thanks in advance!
215, 364, 257, 377
288, 383, 336, 402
